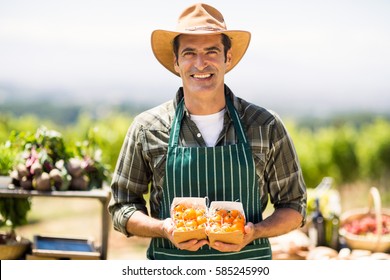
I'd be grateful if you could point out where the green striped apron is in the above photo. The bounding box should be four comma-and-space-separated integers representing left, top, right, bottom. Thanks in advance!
147, 97, 272, 260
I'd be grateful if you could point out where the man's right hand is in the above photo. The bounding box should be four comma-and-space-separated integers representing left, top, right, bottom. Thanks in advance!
162, 218, 209, 251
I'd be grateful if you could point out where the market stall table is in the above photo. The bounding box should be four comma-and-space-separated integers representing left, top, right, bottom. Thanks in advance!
0, 186, 111, 259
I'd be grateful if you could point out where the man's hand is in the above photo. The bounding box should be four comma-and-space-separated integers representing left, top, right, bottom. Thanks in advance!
210, 208, 303, 252
209, 222, 255, 252
162, 218, 209, 251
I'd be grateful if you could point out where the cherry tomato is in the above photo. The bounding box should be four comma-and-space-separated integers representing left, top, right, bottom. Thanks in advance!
223, 214, 235, 224
196, 215, 207, 225
183, 208, 197, 220
174, 204, 186, 213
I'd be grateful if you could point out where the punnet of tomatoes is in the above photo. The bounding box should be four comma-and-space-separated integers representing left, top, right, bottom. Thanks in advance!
208, 208, 245, 234
207, 201, 246, 245
172, 203, 208, 232
170, 197, 208, 243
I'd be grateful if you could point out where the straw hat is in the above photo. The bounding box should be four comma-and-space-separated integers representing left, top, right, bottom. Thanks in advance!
151, 3, 251, 76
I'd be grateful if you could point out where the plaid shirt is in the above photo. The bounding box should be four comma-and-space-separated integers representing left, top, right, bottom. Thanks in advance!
108, 85, 307, 236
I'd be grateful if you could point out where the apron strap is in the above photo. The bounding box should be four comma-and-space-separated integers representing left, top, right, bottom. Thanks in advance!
168, 98, 184, 147
169, 96, 247, 147
225, 96, 247, 144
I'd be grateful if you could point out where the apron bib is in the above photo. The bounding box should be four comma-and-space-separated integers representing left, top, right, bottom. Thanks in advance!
147, 97, 272, 260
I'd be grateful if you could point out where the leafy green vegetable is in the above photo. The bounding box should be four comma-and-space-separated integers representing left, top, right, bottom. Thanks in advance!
0, 197, 31, 229
0, 142, 18, 176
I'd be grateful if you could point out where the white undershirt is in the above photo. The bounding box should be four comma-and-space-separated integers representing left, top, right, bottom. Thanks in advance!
190, 109, 225, 147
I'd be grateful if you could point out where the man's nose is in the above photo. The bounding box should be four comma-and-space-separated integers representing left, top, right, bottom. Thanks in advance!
195, 54, 207, 70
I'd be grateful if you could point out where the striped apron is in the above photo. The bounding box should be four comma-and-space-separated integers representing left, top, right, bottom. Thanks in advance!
147, 97, 272, 260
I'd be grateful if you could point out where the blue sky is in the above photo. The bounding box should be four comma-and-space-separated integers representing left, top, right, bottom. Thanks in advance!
0, 0, 389, 114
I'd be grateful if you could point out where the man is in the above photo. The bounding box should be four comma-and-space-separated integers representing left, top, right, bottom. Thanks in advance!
109, 3, 307, 260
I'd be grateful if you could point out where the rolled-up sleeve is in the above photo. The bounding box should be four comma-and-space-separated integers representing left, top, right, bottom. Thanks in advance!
108, 119, 151, 236
265, 115, 307, 223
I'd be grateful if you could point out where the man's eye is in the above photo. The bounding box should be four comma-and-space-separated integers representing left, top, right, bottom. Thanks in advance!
183, 52, 195, 57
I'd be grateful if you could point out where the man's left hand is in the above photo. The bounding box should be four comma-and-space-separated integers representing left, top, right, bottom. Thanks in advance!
209, 222, 255, 252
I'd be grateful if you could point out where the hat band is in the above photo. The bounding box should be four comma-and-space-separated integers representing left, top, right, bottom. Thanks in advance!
184, 26, 225, 32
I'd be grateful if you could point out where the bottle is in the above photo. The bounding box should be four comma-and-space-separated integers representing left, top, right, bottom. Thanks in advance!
326, 193, 341, 250
309, 198, 327, 247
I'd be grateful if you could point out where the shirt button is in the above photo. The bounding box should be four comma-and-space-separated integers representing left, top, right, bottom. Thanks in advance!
197, 133, 202, 138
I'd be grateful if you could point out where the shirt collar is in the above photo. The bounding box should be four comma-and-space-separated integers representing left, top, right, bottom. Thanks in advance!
173, 84, 240, 120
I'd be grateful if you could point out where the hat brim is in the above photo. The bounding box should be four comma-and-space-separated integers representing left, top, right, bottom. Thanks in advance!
151, 29, 251, 76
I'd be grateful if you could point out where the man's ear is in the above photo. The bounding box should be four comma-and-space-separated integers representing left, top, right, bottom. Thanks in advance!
226, 50, 232, 67
173, 56, 180, 74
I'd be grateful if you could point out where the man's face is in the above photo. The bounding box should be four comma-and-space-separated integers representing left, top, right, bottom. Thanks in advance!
174, 34, 232, 98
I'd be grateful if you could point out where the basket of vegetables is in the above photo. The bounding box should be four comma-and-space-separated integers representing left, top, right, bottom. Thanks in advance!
0, 232, 31, 260
339, 187, 390, 252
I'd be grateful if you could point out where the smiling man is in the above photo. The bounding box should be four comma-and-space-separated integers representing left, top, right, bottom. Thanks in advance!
108, 3, 307, 260
173, 34, 229, 115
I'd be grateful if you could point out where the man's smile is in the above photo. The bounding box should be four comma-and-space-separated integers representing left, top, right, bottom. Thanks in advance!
191, 73, 213, 79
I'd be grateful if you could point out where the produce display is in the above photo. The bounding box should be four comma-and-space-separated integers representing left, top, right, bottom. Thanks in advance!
6, 126, 110, 191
